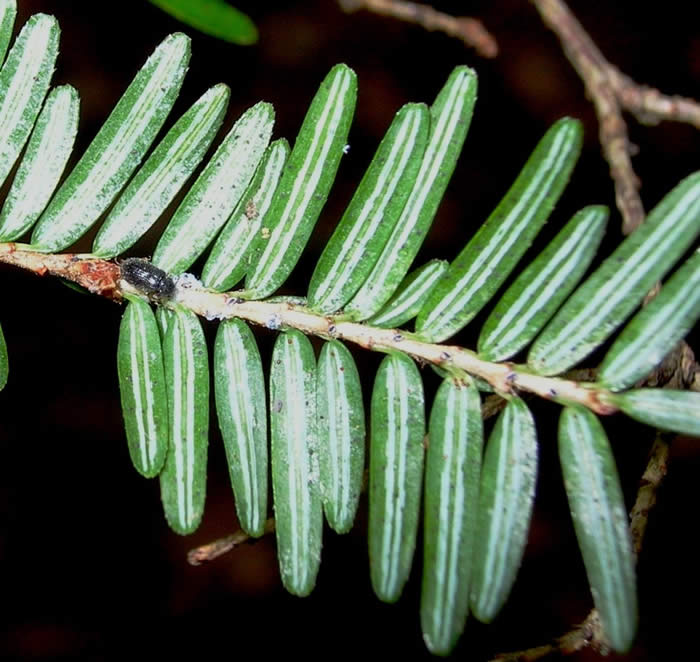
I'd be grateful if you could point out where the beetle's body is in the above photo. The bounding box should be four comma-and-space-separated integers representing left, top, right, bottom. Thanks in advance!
120, 258, 176, 301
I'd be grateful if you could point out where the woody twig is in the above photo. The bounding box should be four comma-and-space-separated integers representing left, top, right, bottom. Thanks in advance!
338, 0, 498, 58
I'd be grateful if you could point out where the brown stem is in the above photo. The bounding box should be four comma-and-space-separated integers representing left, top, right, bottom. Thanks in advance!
187, 518, 275, 565
0, 244, 618, 415
0, 244, 122, 300
490, 644, 557, 662
338, 0, 498, 57
629, 434, 671, 561
532, 0, 642, 234
609, 67, 700, 130
170, 277, 616, 415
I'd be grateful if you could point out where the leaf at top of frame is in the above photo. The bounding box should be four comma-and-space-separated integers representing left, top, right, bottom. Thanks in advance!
213, 318, 268, 537
92, 83, 230, 258
160, 306, 209, 535
416, 117, 583, 343
317, 339, 365, 534
201, 137, 289, 291
603, 388, 700, 439
117, 296, 169, 478
421, 377, 482, 656
269, 329, 322, 597
558, 406, 637, 653
369, 351, 425, 603
0, 0, 17, 66
0, 84, 79, 242
528, 170, 700, 375
344, 65, 477, 321
307, 102, 430, 313
477, 205, 608, 361
0, 12, 59, 191
598, 248, 700, 391
152, 100, 273, 275
30, 32, 191, 252
244, 64, 357, 299
148, 0, 258, 46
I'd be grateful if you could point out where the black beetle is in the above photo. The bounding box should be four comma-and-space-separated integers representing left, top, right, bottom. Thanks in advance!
120, 258, 176, 301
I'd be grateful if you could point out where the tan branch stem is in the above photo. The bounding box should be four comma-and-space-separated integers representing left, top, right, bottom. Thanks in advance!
0, 243, 121, 299
187, 518, 275, 565
338, 0, 498, 57
609, 67, 700, 130
533, 0, 642, 234
629, 434, 670, 561
0, 244, 617, 414
169, 274, 616, 415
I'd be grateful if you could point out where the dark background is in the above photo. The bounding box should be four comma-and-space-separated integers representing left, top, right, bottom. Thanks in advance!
1, 1, 699, 659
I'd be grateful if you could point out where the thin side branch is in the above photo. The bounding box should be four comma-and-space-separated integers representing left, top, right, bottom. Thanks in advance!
609, 67, 700, 130
532, 0, 700, 234
533, 0, 641, 234
628, 434, 670, 561
490, 644, 557, 662
338, 0, 498, 57
491, 610, 610, 660
187, 518, 275, 565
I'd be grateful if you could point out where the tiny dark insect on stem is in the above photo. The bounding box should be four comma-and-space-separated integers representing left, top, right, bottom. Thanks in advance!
120, 258, 176, 301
